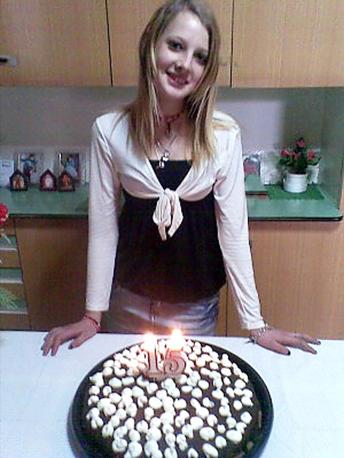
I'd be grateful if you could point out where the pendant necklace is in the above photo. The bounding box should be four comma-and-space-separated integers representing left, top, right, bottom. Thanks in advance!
155, 111, 182, 169
155, 133, 177, 169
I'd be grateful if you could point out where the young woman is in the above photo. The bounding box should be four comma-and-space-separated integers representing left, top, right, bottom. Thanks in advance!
42, 0, 320, 356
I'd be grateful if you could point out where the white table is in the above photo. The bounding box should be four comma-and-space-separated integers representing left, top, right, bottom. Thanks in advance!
1, 331, 343, 458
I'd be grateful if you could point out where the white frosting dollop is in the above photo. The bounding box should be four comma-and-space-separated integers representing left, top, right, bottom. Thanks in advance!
226, 429, 243, 444
124, 441, 142, 457
202, 443, 218, 457
215, 436, 227, 448
144, 439, 160, 456
112, 437, 127, 453
199, 426, 215, 441
241, 411, 252, 424
190, 416, 203, 430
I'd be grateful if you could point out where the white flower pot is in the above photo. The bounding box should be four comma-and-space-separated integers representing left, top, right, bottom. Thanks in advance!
283, 172, 308, 193
307, 164, 320, 184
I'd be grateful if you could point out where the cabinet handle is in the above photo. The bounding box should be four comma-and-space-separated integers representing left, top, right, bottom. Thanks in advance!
0, 55, 17, 67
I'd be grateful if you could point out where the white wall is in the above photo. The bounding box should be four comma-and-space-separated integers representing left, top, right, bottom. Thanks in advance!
0, 86, 337, 188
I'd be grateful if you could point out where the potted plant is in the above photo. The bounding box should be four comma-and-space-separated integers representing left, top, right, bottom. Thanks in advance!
279, 137, 321, 193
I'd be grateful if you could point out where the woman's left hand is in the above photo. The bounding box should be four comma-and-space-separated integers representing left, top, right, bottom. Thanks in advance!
250, 327, 321, 355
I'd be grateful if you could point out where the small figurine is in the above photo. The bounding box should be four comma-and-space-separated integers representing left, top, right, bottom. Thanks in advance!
20, 153, 37, 183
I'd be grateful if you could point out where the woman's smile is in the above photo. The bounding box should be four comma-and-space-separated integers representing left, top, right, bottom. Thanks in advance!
166, 70, 189, 88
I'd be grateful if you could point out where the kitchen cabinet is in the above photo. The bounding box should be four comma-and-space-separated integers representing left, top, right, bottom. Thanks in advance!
232, 0, 344, 87
0, 0, 111, 86
227, 218, 344, 339
2, 0, 343, 88
15, 218, 88, 330
107, 0, 232, 86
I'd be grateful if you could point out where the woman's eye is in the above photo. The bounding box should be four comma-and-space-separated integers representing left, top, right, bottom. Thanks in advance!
195, 52, 208, 66
168, 40, 182, 51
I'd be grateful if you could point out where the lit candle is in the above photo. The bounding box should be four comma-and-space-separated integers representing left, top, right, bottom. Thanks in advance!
142, 333, 164, 380
142, 330, 186, 380
164, 329, 186, 376
167, 329, 185, 351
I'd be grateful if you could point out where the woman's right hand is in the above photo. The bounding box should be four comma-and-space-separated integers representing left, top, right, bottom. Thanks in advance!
41, 318, 98, 356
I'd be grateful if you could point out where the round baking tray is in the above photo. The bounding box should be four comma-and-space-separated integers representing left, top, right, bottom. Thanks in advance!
70, 341, 273, 457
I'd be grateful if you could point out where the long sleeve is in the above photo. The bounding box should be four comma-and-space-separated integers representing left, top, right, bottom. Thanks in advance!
85, 119, 122, 311
213, 127, 264, 330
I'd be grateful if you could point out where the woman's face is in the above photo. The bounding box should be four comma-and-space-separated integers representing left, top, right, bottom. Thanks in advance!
155, 10, 209, 108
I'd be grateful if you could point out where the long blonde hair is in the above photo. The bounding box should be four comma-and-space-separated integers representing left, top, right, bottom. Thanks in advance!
126, 0, 221, 166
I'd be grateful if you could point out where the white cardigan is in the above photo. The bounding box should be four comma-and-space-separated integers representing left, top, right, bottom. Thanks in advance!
86, 110, 264, 330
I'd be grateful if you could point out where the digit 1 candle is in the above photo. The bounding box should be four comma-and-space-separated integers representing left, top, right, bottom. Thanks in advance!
142, 333, 164, 379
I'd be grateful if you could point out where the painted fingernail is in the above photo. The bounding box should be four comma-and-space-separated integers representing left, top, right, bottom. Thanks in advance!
287, 350, 291, 356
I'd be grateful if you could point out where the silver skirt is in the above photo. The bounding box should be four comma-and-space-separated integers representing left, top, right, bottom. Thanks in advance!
102, 286, 219, 336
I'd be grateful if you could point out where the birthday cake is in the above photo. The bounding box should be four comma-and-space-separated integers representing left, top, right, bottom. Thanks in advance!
72, 338, 273, 457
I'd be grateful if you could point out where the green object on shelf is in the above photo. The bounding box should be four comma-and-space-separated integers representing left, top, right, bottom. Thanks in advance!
266, 185, 324, 200
0, 286, 26, 311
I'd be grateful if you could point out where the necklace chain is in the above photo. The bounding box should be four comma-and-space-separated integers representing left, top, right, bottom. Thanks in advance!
155, 111, 183, 169
155, 133, 177, 169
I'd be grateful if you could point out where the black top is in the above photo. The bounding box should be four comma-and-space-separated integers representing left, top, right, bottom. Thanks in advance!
114, 160, 226, 303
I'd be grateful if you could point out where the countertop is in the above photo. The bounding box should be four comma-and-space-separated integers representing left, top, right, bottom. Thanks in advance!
0, 184, 342, 220
1, 331, 343, 458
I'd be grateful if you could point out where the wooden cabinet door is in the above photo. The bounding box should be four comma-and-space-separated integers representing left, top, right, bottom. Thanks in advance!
0, 0, 111, 86
15, 218, 88, 330
232, 0, 344, 87
107, 0, 232, 86
227, 221, 344, 339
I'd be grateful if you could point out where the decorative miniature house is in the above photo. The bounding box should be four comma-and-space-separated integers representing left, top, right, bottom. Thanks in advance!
58, 170, 75, 192
40, 169, 57, 191
10, 169, 28, 191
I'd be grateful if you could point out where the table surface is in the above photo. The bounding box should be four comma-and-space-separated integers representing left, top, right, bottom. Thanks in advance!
1, 185, 341, 220
1, 331, 343, 458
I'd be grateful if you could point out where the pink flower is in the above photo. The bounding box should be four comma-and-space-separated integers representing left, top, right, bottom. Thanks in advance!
307, 150, 316, 160
280, 149, 290, 157
296, 138, 306, 148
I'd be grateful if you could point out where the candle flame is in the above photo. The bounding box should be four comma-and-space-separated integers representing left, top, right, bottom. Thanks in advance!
142, 332, 157, 351
168, 328, 185, 351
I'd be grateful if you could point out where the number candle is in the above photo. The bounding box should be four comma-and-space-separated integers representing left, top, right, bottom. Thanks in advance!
164, 329, 186, 376
142, 330, 186, 380
142, 333, 161, 378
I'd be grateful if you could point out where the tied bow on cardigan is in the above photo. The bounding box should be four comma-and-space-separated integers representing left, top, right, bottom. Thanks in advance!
152, 188, 183, 241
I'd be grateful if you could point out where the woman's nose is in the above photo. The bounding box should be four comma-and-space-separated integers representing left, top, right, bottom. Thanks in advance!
175, 53, 192, 72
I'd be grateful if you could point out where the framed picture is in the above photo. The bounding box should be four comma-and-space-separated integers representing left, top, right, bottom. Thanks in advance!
40, 169, 57, 192
58, 152, 86, 184
243, 154, 261, 178
10, 169, 28, 191
0, 159, 14, 187
16, 152, 44, 185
